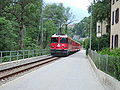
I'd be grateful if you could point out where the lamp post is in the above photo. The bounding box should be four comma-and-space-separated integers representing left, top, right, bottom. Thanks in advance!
88, 0, 93, 50
41, 0, 43, 48
90, 4, 92, 50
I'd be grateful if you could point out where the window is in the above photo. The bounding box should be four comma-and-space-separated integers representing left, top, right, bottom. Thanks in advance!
112, 0, 115, 4
111, 35, 114, 49
51, 38, 58, 43
112, 11, 114, 25
115, 8, 119, 24
60, 38, 68, 43
98, 26, 100, 33
106, 25, 110, 33
115, 35, 118, 48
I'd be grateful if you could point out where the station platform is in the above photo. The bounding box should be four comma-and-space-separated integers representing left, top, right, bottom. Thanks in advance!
0, 50, 105, 90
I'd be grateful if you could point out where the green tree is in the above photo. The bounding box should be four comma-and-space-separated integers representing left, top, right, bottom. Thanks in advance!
2, 0, 42, 49
42, 20, 57, 48
0, 17, 17, 50
43, 3, 73, 34
98, 34, 110, 50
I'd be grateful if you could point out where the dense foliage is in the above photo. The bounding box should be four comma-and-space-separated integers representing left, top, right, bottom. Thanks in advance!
0, 0, 73, 50
99, 48, 120, 58
0, 17, 17, 50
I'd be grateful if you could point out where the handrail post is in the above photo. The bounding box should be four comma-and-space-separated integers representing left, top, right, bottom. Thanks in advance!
0, 52, 2, 63
98, 54, 100, 69
39, 49, 41, 56
41, 49, 42, 55
106, 54, 108, 72
17, 51, 19, 60
33, 50, 34, 57
10, 51, 12, 61
28, 50, 30, 58
23, 50, 24, 59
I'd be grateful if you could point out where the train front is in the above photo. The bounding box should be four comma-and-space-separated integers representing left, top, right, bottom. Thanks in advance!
50, 34, 68, 56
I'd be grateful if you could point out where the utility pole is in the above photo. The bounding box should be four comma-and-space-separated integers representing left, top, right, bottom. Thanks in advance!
41, 0, 43, 48
90, 3, 92, 50
88, 0, 93, 50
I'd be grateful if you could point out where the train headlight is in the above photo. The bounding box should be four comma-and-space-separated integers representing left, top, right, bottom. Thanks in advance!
57, 44, 60, 47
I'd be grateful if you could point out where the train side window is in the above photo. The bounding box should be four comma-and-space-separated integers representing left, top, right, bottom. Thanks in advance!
60, 38, 68, 43
51, 38, 58, 43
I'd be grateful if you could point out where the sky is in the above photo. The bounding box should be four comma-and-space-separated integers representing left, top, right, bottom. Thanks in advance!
44, 0, 91, 23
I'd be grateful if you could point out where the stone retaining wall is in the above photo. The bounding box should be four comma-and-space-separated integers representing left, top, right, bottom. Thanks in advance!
88, 56, 120, 90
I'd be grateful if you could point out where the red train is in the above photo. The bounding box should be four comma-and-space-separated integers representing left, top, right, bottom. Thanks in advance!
50, 34, 81, 56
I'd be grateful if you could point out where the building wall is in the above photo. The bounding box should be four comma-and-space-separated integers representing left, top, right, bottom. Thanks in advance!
102, 21, 108, 35
110, 0, 120, 49
96, 21, 108, 37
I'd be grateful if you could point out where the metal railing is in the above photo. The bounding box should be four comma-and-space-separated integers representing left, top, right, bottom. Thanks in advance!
0, 49, 50, 63
88, 50, 120, 81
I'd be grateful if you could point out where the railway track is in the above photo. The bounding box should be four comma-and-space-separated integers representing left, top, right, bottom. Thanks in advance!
0, 56, 60, 81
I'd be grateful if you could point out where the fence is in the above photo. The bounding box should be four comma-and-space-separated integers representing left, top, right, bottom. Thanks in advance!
88, 50, 120, 81
0, 49, 50, 63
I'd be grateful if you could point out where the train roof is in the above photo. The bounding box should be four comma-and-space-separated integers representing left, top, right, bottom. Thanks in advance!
51, 34, 80, 45
51, 34, 68, 38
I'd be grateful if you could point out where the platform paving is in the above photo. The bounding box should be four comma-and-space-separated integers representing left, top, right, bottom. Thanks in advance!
0, 50, 105, 90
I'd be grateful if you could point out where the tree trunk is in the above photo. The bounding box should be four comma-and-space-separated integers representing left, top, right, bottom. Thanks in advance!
65, 24, 68, 34
19, 1, 25, 50
19, 24, 24, 50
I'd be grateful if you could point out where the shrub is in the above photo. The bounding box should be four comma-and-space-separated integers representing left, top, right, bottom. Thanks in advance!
99, 48, 120, 58
99, 48, 120, 80
83, 34, 110, 52
83, 38, 90, 55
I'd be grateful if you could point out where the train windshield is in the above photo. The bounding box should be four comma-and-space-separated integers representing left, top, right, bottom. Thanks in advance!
60, 38, 68, 43
51, 37, 58, 43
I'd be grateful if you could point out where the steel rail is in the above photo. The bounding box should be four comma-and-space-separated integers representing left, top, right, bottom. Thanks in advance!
0, 56, 60, 80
